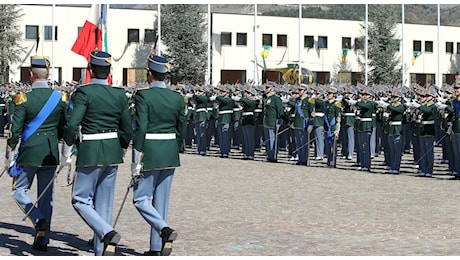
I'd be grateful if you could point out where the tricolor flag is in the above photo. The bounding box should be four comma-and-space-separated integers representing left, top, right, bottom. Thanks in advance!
71, 4, 110, 84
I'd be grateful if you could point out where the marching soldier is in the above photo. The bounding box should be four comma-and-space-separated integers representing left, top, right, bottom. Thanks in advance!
340, 87, 356, 160
7, 56, 68, 251
238, 87, 257, 159
63, 50, 133, 256
262, 82, 284, 162
349, 88, 376, 172
323, 87, 341, 167
131, 53, 185, 256
309, 87, 326, 160
447, 83, 460, 178
186, 86, 209, 156
377, 89, 405, 174
210, 85, 234, 158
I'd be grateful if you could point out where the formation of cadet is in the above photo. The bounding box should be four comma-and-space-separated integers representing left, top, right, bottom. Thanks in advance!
173, 80, 460, 178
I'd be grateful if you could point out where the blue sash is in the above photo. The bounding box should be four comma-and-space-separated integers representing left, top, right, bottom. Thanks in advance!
454, 99, 460, 117
9, 90, 61, 177
296, 98, 308, 131
324, 102, 336, 144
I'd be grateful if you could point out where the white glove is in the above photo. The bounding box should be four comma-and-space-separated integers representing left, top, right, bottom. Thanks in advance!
185, 93, 193, 98
436, 102, 447, 110
130, 162, 143, 179
437, 97, 447, 103
403, 97, 411, 103
232, 95, 241, 101
404, 101, 413, 108
411, 101, 421, 108
381, 97, 389, 102
281, 97, 289, 103
379, 101, 389, 108
347, 99, 357, 105
335, 95, 343, 102
209, 94, 217, 101
447, 122, 453, 135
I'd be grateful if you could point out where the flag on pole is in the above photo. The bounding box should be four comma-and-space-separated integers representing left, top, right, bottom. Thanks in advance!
71, 4, 110, 84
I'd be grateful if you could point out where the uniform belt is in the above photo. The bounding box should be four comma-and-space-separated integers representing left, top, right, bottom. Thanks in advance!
233, 108, 240, 112
219, 110, 233, 114
242, 112, 254, 116
195, 108, 207, 113
0, 104, 5, 107
206, 107, 213, 111
313, 112, 324, 117
145, 133, 176, 140
360, 118, 372, 122
421, 120, 434, 125
343, 113, 355, 116
389, 121, 402, 126
254, 109, 262, 113
82, 132, 118, 141
290, 114, 295, 117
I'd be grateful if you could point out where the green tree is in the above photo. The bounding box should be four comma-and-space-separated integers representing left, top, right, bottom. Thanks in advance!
358, 5, 402, 86
160, 4, 207, 85
0, 4, 24, 84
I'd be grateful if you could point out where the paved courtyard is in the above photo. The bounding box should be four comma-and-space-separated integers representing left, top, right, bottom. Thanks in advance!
0, 138, 459, 256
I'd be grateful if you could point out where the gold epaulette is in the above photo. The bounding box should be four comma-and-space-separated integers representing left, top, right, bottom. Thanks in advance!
308, 97, 315, 104
61, 91, 69, 103
136, 86, 150, 91
14, 93, 27, 105
335, 101, 342, 108
183, 96, 189, 104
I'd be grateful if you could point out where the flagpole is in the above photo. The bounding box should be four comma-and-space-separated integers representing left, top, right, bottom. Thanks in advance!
253, 4, 258, 84
157, 4, 161, 55
298, 4, 301, 85
52, 4, 55, 85
207, 4, 211, 85
437, 4, 440, 87
401, 4, 405, 86
365, 4, 368, 86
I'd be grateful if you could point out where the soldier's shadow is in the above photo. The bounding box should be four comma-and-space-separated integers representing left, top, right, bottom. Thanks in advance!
0, 221, 142, 256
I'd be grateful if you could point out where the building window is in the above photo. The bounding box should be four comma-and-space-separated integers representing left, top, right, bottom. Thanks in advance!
318, 36, 328, 49
446, 42, 453, 54
277, 34, 287, 47
354, 37, 363, 50
128, 29, 139, 43
25, 25, 39, 40
457, 42, 460, 54
304, 35, 314, 48
342, 37, 351, 49
425, 41, 433, 53
44, 25, 57, 41
262, 34, 272, 47
236, 33, 247, 46
221, 32, 231, 46
144, 29, 155, 43
413, 40, 422, 52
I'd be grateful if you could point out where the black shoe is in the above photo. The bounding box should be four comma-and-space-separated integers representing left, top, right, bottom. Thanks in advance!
102, 230, 121, 256
33, 219, 49, 250
144, 250, 161, 256
33, 244, 48, 251
160, 227, 178, 256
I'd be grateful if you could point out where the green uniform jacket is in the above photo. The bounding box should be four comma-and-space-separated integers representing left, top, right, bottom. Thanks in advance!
341, 100, 356, 127
418, 102, 437, 136
324, 99, 341, 132
310, 98, 326, 127
447, 98, 460, 133
263, 93, 284, 128
239, 97, 256, 126
192, 94, 209, 122
216, 96, 234, 124
133, 85, 186, 170
355, 100, 375, 131
385, 102, 405, 136
291, 96, 310, 129
63, 83, 133, 167
8, 86, 68, 167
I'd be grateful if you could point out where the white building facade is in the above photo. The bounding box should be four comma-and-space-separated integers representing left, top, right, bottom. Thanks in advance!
11, 4, 460, 87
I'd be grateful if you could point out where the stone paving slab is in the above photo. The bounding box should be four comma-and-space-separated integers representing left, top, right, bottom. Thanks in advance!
0, 138, 459, 256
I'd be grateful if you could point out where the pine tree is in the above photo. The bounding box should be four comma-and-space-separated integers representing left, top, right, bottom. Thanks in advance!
0, 4, 24, 84
160, 4, 207, 85
358, 5, 402, 86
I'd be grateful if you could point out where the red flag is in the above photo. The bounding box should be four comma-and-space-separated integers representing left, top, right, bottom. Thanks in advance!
71, 4, 105, 84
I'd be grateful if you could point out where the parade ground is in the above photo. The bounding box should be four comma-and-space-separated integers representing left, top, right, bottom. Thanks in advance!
0, 137, 459, 256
